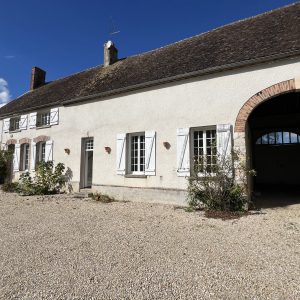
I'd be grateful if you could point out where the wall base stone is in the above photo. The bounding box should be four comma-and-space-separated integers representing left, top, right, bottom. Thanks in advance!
92, 184, 188, 206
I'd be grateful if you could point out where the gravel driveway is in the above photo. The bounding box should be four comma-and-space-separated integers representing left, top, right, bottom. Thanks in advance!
0, 192, 299, 300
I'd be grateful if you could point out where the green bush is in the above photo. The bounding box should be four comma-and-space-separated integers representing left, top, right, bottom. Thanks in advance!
18, 161, 66, 196
0, 149, 13, 183
187, 150, 255, 212
1, 182, 19, 193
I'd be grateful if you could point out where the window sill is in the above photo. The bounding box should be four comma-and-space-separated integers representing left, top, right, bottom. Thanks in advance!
36, 125, 51, 130
192, 172, 217, 178
125, 174, 147, 179
9, 129, 21, 133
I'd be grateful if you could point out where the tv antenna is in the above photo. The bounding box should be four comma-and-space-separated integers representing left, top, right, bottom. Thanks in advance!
109, 16, 120, 37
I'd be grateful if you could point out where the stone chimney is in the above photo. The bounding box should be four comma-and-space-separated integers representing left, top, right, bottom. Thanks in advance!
30, 67, 46, 90
104, 41, 118, 67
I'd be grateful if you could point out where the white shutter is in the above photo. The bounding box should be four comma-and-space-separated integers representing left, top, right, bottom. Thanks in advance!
177, 128, 190, 177
31, 142, 36, 170
45, 140, 53, 162
29, 112, 37, 129
3, 118, 10, 133
145, 131, 156, 176
116, 133, 126, 175
217, 124, 232, 163
20, 115, 28, 130
13, 144, 21, 172
50, 108, 59, 125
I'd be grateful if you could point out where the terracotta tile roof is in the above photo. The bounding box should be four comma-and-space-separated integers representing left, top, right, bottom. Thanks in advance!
1, 2, 299, 117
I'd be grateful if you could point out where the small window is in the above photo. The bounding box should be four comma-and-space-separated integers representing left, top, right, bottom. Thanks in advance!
9, 117, 20, 132
20, 144, 30, 171
192, 127, 217, 173
37, 111, 50, 127
128, 133, 145, 174
36, 142, 46, 166
85, 139, 94, 151
256, 131, 300, 145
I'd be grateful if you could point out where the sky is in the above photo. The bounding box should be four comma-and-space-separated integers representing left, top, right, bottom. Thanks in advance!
0, 0, 297, 103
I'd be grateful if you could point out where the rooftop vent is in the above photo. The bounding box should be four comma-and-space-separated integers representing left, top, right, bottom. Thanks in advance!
104, 41, 118, 67
30, 67, 46, 91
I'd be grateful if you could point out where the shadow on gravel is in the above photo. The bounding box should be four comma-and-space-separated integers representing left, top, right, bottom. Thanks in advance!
253, 184, 300, 209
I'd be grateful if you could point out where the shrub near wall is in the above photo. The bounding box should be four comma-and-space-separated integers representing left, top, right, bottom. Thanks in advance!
18, 161, 66, 196
187, 151, 255, 212
0, 149, 13, 184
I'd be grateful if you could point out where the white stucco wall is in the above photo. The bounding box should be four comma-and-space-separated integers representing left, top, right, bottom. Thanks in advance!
1, 56, 300, 204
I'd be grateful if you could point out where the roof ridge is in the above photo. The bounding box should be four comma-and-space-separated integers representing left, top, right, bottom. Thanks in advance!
20, 2, 299, 91
13, 64, 104, 101
1, 2, 298, 117
128, 2, 300, 59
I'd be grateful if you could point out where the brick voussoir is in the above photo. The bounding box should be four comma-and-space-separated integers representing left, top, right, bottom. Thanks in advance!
234, 79, 295, 133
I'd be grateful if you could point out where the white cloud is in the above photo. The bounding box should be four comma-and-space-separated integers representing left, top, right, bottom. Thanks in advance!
0, 78, 11, 104
4, 55, 15, 59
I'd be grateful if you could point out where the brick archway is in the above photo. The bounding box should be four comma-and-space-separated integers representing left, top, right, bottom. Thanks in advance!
19, 138, 31, 145
6, 139, 17, 145
33, 135, 50, 143
235, 79, 296, 133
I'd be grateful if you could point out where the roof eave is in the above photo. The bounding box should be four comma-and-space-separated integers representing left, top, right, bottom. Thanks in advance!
0, 50, 299, 119
0, 101, 62, 120
63, 50, 300, 106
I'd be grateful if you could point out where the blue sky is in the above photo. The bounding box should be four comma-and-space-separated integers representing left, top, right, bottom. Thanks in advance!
0, 0, 296, 103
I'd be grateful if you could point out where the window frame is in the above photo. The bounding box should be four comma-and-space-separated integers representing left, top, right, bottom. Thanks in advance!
190, 126, 217, 175
127, 132, 146, 176
256, 131, 300, 145
9, 117, 21, 132
36, 141, 46, 166
20, 143, 30, 171
85, 139, 94, 151
36, 110, 51, 128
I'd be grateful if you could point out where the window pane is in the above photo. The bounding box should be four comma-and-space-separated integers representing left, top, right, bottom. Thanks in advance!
206, 130, 216, 173
276, 132, 283, 144
256, 131, 300, 145
9, 117, 20, 131
37, 111, 51, 127
261, 134, 268, 144
130, 134, 145, 173
290, 133, 298, 144
268, 132, 276, 144
193, 129, 216, 173
283, 132, 290, 144
140, 136, 145, 172
193, 131, 204, 165
85, 139, 94, 150
25, 144, 30, 170
41, 143, 46, 161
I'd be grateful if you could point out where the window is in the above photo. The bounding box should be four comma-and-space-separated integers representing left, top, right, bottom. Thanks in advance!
36, 142, 46, 165
129, 133, 145, 174
192, 128, 217, 173
9, 117, 20, 132
85, 139, 94, 151
256, 131, 300, 145
37, 111, 50, 127
20, 144, 30, 171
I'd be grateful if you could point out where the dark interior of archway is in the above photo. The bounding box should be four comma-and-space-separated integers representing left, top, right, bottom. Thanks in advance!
248, 92, 300, 208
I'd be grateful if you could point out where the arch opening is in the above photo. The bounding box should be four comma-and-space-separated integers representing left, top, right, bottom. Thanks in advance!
247, 91, 300, 207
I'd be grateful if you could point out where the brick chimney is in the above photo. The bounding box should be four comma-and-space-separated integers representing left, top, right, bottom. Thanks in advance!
30, 67, 46, 90
104, 41, 118, 67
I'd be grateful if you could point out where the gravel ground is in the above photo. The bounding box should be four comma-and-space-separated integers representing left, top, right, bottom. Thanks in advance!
0, 192, 299, 300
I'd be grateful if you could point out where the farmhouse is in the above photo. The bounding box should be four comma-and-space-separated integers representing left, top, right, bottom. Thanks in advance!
1, 3, 299, 205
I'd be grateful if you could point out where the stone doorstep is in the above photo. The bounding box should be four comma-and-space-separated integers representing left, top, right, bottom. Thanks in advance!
73, 189, 93, 199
